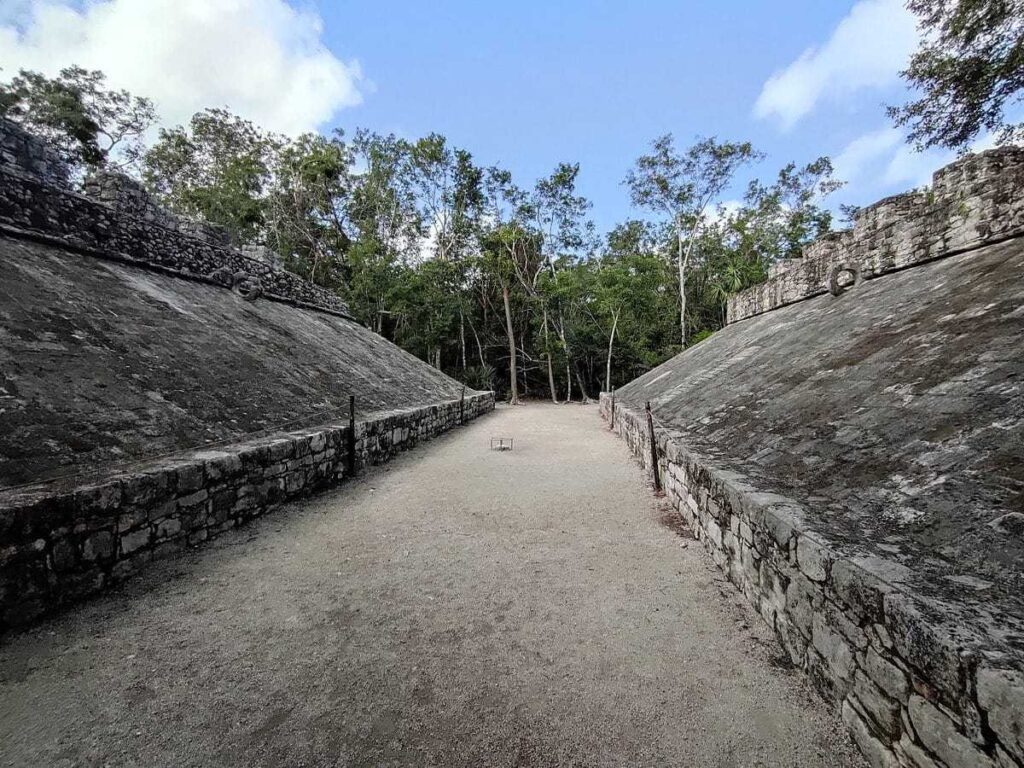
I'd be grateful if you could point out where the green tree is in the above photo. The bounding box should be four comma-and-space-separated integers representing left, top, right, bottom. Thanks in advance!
890, 0, 1024, 150
735, 157, 843, 263
625, 135, 762, 347
265, 131, 355, 288
530, 163, 593, 402
143, 109, 279, 243
0, 66, 156, 174
593, 251, 670, 391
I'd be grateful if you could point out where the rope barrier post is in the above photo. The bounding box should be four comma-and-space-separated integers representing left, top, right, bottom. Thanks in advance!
347, 395, 356, 477
645, 400, 663, 495
609, 387, 615, 430
460, 385, 466, 425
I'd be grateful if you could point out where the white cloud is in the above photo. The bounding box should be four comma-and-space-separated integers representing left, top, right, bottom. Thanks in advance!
754, 0, 918, 130
833, 127, 904, 183
834, 126, 954, 189
0, 0, 364, 136
833, 126, 1007, 201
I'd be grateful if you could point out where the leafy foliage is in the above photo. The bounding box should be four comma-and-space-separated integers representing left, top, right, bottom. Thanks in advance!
891, 0, 1024, 150
625, 134, 763, 346
5, 66, 846, 401
143, 109, 279, 243
0, 66, 156, 173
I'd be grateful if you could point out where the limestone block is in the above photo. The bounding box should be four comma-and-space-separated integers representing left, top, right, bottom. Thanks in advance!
156, 518, 182, 539
862, 645, 910, 701
120, 528, 151, 556
842, 698, 899, 768
813, 612, 856, 684
853, 670, 902, 739
703, 516, 723, 548
907, 695, 995, 768
204, 453, 243, 481
82, 530, 115, 561
896, 733, 941, 767
976, 666, 1024, 763
797, 534, 832, 582
833, 557, 901, 624
176, 489, 208, 508
176, 464, 205, 493
50, 538, 77, 572
884, 593, 967, 708
785, 571, 819, 637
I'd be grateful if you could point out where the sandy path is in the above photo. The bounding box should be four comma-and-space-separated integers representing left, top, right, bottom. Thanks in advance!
0, 404, 864, 767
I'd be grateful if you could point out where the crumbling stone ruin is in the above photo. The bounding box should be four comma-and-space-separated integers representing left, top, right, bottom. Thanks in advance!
0, 118, 494, 631
604, 147, 1024, 768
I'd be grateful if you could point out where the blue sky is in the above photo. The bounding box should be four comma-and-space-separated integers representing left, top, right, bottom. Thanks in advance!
314, 0, 944, 231
1, 0, 974, 235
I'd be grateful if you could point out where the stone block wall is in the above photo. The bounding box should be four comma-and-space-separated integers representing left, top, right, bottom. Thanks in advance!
727, 146, 1024, 324
0, 393, 494, 633
600, 394, 1023, 768
0, 118, 351, 317
0, 119, 69, 184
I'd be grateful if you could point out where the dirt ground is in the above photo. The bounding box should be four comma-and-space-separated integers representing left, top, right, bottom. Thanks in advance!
0, 404, 865, 768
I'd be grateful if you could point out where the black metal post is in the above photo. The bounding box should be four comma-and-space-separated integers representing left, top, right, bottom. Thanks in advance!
646, 400, 662, 495
460, 385, 466, 425
609, 387, 616, 430
347, 395, 356, 477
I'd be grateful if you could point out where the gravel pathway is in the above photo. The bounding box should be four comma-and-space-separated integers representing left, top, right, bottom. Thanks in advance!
0, 403, 864, 767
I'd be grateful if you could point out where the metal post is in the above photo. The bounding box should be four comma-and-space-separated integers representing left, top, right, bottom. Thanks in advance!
347, 395, 356, 477
460, 385, 466, 425
609, 387, 616, 430
646, 400, 662, 495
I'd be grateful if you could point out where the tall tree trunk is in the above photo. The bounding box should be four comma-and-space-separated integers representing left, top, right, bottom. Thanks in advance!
459, 311, 467, 371
558, 318, 572, 402
520, 338, 529, 397
468, 318, 486, 368
677, 222, 697, 349
605, 308, 619, 393
574, 362, 591, 403
558, 316, 585, 402
502, 283, 519, 404
677, 224, 686, 348
543, 307, 558, 403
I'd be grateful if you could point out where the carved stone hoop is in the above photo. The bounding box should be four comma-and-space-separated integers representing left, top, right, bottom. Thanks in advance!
828, 264, 863, 297
231, 271, 263, 301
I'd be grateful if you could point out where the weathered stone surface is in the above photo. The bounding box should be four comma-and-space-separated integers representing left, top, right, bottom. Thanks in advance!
120, 528, 151, 556
611, 237, 1024, 624
852, 670, 901, 739
600, 144, 1024, 768
81, 530, 114, 562
0, 118, 67, 182
0, 118, 349, 318
896, 734, 940, 768
156, 518, 182, 539
49, 538, 77, 572
813, 612, 856, 685
907, 695, 996, 768
784, 570, 818, 637
842, 698, 898, 768
832, 559, 892, 624
0, 392, 494, 633
862, 646, 910, 702
977, 666, 1024, 763
0, 238, 489, 487
727, 147, 1024, 324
